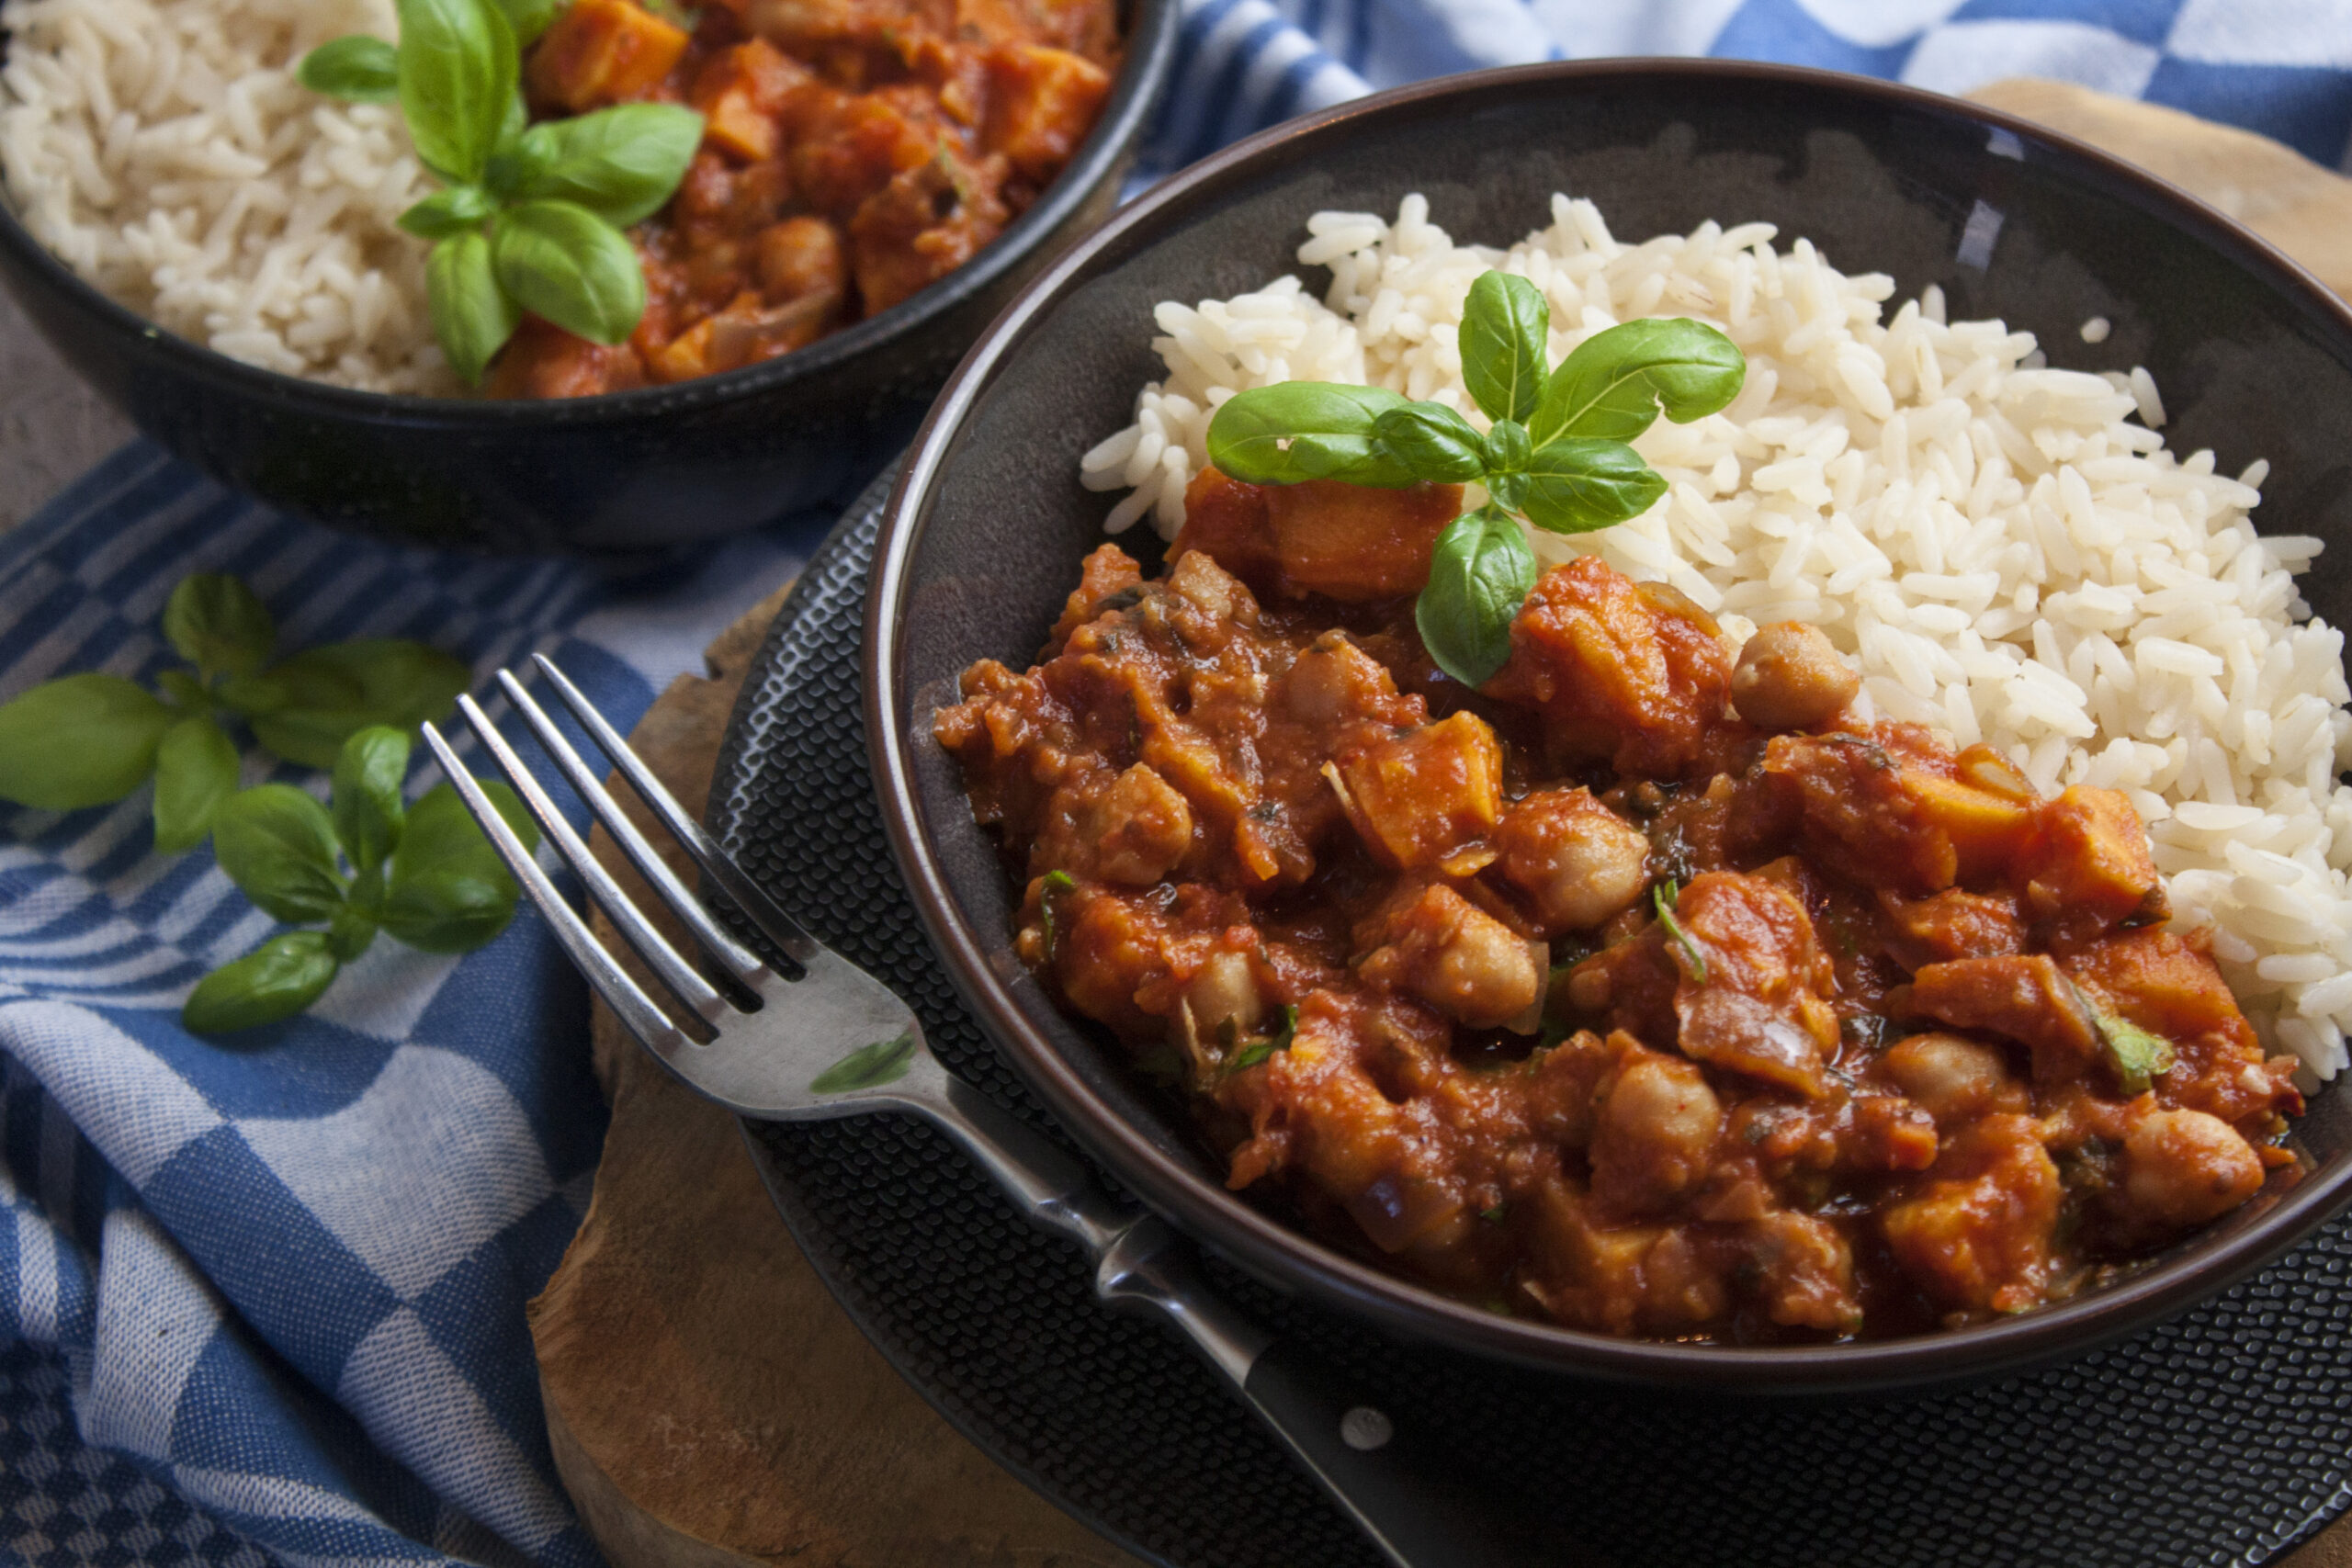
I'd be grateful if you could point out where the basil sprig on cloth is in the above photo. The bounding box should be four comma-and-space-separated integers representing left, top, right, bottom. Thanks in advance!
1204, 271, 1746, 685
300, 0, 703, 383
185, 726, 543, 1033
0, 572, 467, 847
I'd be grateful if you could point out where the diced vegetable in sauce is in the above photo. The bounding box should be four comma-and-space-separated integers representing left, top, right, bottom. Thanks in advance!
492, 0, 1119, 396
934, 470, 2304, 1342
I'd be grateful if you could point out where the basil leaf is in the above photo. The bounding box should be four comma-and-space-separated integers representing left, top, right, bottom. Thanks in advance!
1458, 271, 1549, 426
0, 673, 175, 810
1517, 438, 1668, 535
299, 36, 400, 102
400, 186, 498, 240
153, 715, 241, 854
1370, 402, 1485, 484
377, 780, 539, 953
163, 574, 274, 678
326, 904, 379, 963
491, 199, 647, 346
809, 1032, 918, 1094
333, 726, 411, 874
1654, 877, 1709, 984
491, 0, 563, 45
427, 230, 521, 385
239, 640, 470, 769
2090, 1002, 2177, 1096
212, 784, 347, 923
1414, 508, 1534, 688
158, 670, 212, 714
505, 105, 705, 227
1220, 1004, 1299, 1079
1205, 383, 1417, 487
1481, 418, 1531, 474
183, 931, 341, 1035
1529, 317, 1746, 446
395, 0, 516, 185
1039, 868, 1075, 961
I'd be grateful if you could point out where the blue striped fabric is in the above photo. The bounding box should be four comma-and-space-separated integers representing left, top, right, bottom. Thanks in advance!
5, 5, 2352, 1566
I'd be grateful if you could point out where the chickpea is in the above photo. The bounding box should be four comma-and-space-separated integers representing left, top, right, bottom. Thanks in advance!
1495, 789, 1650, 934
1882, 1032, 2015, 1126
1283, 631, 1393, 725
1731, 622, 1860, 730
756, 217, 847, 306
1091, 763, 1193, 886
1591, 1050, 1723, 1215
1419, 900, 1542, 1029
1166, 550, 1258, 624
2119, 1110, 2266, 1231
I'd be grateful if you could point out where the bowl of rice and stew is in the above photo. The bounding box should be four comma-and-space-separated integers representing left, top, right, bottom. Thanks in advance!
874, 60, 2352, 1392
0, 0, 1177, 548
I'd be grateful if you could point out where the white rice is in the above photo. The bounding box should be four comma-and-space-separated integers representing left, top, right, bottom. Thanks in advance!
0, 0, 457, 393
1080, 193, 2352, 1082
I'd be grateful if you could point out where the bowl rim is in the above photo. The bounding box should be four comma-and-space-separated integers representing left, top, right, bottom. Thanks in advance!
0, 0, 1178, 423
866, 56, 2352, 1393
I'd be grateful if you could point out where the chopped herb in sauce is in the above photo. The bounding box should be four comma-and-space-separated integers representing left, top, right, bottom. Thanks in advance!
1653, 877, 1709, 985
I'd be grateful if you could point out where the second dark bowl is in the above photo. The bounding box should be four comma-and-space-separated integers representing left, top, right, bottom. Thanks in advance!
867, 61, 2352, 1394
0, 0, 1176, 553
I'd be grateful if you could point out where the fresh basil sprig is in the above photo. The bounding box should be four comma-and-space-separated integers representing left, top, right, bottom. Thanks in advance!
183, 726, 542, 1033
300, 0, 703, 383
1204, 272, 1745, 685
0, 573, 469, 846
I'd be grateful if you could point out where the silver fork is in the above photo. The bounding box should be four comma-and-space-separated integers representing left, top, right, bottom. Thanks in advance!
423, 653, 1567, 1568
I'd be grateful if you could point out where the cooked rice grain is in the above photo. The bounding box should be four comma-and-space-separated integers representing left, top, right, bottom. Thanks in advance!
1083, 194, 2352, 1081
0, 0, 456, 392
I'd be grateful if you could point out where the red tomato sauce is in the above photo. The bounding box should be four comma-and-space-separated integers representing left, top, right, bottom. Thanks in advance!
935, 469, 2307, 1343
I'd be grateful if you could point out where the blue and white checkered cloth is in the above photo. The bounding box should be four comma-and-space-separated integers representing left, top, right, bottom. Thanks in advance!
5, 4, 2352, 1566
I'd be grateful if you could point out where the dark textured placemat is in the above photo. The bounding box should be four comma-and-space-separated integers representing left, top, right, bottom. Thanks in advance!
704, 473, 2352, 1568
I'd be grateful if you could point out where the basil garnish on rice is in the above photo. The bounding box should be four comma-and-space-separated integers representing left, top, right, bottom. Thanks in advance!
1204, 271, 1746, 686
300, 0, 702, 383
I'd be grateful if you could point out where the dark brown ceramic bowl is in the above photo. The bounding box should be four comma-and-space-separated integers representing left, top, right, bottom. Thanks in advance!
0, 0, 1175, 553
866, 59, 2352, 1394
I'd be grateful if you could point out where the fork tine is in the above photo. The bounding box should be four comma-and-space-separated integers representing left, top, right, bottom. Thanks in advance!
530, 652, 817, 965
421, 720, 695, 1061
493, 668, 772, 987
452, 693, 733, 1025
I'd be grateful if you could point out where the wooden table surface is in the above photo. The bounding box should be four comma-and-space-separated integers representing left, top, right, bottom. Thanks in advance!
0, 289, 130, 532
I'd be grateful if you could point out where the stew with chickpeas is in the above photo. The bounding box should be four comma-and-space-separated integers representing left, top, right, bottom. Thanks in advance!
488, 0, 1118, 397
936, 466, 2309, 1343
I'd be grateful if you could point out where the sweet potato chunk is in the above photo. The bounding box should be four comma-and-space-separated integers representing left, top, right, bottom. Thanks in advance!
2018, 785, 2164, 940
528, 0, 691, 111
984, 45, 1111, 179
1881, 1114, 2062, 1314
1487, 555, 1732, 776
1329, 711, 1502, 870
1668, 872, 1838, 1099
1263, 478, 1462, 602
690, 38, 809, 161
1903, 953, 2099, 1082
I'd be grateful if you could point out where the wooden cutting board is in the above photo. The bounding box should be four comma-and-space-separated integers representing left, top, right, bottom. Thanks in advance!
526, 77, 2352, 1568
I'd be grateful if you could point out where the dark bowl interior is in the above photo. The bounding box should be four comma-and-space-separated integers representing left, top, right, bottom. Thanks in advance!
0, 0, 1176, 553
868, 60, 2352, 1394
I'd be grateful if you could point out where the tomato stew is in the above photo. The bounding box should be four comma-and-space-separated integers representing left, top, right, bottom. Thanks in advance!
934, 469, 2307, 1343
492, 0, 1118, 397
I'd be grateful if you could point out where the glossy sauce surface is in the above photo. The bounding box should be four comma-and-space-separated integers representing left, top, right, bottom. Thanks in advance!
491, 0, 1117, 397
935, 471, 2305, 1341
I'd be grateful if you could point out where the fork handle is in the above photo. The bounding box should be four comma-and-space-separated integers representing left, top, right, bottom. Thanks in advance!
893, 1071, 1570, 1568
